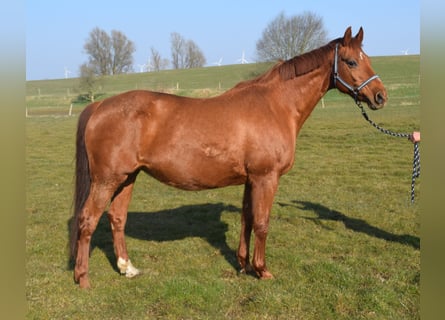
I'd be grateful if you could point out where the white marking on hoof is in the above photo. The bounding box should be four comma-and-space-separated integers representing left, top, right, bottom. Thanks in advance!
117, 257, 141, 278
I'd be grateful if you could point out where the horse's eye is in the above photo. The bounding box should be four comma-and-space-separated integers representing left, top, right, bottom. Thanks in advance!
346, 59, 357, 68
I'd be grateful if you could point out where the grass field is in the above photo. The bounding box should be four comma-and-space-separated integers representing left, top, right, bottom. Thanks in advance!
26, 56, 419, 319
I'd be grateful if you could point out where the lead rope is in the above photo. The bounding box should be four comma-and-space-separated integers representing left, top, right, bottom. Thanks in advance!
355, 100, 420, 203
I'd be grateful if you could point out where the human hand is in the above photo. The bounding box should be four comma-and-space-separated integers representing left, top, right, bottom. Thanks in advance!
409, 131, 420, 143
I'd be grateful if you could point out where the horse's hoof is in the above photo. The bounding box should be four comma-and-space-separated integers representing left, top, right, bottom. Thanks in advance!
79, 277, 91, 289
258, 270, 274, 279
118, 257, 141, 278
240, 263, 253, 274
124, 264, 141, 278
74, 270, 91, 288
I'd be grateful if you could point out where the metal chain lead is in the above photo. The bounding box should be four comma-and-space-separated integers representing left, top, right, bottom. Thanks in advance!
356, 101, 420, 203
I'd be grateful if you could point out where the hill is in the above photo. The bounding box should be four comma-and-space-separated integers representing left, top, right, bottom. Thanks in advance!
25, 55, 419, 116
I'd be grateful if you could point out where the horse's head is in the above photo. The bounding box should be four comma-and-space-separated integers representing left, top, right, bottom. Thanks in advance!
333, 27, 387, 110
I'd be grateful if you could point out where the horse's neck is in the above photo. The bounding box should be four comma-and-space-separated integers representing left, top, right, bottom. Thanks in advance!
283, 61, 333, 127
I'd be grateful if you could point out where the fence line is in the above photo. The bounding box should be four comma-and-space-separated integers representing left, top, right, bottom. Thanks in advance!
26, 104, 76, 118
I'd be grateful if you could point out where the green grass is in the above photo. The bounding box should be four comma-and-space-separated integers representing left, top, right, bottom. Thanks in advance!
26, 56, 419, 319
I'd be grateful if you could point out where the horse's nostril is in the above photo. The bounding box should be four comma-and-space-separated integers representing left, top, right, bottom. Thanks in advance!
375, 92, 385, 105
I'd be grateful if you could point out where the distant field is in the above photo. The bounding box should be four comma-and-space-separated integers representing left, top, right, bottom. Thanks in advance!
26, 56, 420, 319
25, 63, 272, 116
25, 55, 419, 115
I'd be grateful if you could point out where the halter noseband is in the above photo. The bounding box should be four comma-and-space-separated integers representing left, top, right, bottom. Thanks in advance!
333, 43, 380, 101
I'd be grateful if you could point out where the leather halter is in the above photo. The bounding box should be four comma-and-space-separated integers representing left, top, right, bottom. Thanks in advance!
333, 43, 380, 101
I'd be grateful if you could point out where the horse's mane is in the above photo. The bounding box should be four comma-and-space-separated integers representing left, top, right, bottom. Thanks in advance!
231, 63, 282, 89
278, 38, 340, 81
231, 38, 342, 91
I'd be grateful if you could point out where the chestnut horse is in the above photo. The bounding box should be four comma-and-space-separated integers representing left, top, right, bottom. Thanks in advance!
70, 27, 387, 288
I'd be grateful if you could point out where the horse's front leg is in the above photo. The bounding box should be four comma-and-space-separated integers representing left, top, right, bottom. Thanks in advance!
107, 173, 140, 278
242, 173, 278, 279
238, 183, 254, 274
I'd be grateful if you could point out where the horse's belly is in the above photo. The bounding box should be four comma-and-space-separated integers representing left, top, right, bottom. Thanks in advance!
145, 165, 247, 191
142, 152, 247, 191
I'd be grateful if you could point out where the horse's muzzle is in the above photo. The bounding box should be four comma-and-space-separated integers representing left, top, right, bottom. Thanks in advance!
367, 90, 387, 110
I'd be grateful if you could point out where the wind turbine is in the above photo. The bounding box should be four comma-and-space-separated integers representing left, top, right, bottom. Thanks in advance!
137, 64, 148, 72
401, 49, 409, 55
237, 50, 249, 64
64, 67, 71, 79
146, 58, 154, 72
213, 57, 223, 66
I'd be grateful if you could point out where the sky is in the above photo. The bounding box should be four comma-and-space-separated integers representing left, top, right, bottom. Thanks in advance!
26, 0, 420, 81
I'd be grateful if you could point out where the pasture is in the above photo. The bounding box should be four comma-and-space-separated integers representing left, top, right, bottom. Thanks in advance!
26, 56, 419, 319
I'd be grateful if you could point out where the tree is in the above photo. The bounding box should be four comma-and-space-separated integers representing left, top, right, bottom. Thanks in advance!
78, 63, 102, 102
83, 27, 135, 76
170, 32, 206, 69
110, 30, 135, 74
150, 47, 169, 71
256, 12, 327, 62
170, 32, 186, 69
185, 40, 206, 68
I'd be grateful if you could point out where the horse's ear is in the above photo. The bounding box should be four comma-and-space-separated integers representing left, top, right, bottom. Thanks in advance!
342, 26, 352, 46
355, 27, 364, 44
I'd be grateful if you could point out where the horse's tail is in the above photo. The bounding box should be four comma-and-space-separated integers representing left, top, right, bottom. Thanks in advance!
69, 102, 100, 259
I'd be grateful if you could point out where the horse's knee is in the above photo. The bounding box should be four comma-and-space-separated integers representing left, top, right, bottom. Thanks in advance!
253, 222, 269, 238
107, 213, 126, 231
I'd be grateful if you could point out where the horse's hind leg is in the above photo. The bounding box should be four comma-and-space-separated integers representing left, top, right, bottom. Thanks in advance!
74, 182, 117, 288
107, 172, 140, 278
